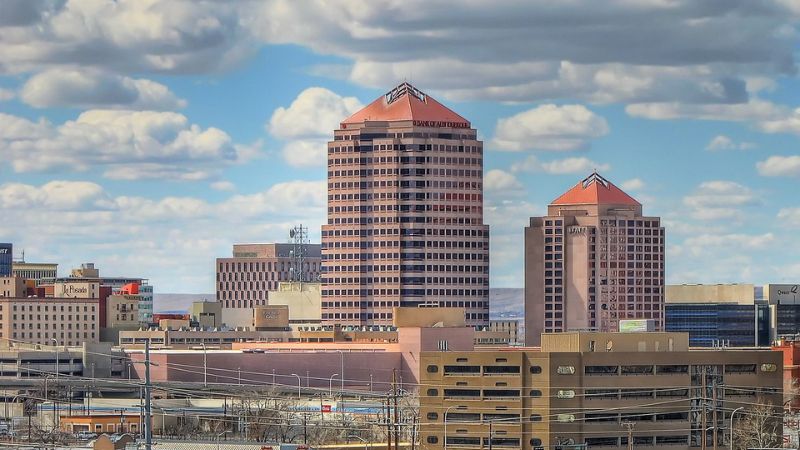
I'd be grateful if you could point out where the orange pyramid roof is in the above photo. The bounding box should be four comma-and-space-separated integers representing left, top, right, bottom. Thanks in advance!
341, 82, 470, 127
551, 172, 640, 206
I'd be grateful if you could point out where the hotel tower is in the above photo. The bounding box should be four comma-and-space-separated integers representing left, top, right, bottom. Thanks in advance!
524, 172, 665, 345
321, 82, 490, 327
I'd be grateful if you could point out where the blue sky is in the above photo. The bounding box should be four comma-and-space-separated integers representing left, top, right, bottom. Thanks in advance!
1, 1, 799, 292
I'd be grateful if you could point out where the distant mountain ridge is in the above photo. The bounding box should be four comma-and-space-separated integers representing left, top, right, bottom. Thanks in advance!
155, 288, 524, 319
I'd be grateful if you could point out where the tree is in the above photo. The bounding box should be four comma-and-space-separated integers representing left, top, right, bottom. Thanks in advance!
732, 400, 782, 450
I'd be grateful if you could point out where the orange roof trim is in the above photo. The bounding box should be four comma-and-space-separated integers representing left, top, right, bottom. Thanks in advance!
551, 172, 640, 206
341, 82, 470, 127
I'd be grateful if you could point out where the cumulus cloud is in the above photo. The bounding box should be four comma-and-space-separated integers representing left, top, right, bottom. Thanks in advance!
0, 0, 259, 75
4, 1, 796, 109
777, 207, 800, 226
756, 155, 800, 177
511, 155, 610, 175
621, 178, 645, 191
21, 68, 186, 110
268, 87, 362, 167
0, 110, 255, 180
492, 104, 609, 152
683, 180, 759, 220
210, 181, 236, 192
254, 1, 797, 105
705, 135, 756, 151
484, 169, 523, 193
0, 179, 326, 291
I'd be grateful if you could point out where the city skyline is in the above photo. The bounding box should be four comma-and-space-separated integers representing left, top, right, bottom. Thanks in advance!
1, 2, 800, 292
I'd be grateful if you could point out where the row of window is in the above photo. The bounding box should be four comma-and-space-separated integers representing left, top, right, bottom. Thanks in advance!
5, 304, 95, 312
321, 289, 488, 297
329, 168, 483, 179
322, 264, 488, 273
328, 216, 483, 226
329, 155, 482, 166
329, 180, 481, 191
322, 300, 486, 309
328, 142, 480, 153
323, 227, 486, 237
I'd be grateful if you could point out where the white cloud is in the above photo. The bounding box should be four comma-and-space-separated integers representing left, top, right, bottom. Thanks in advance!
484, 169, 523, 192
0, 110, 254, 180
759, 108, 800, 135
0, 179, 327, 292
0, 0, 259, 74
2, 1, 797, 111
683, 180, 759, 220
756, 155, 800, 177
625, 99, 786, 122
268, 87, 362, 167
620, 178, 645, 191
777, 207, 800, 226
492, 104, 609, 152
705, 135, 755, 151
21, 68, 186, 110
511, 155, 610, 174
253, 1, 796, 105
682, 233, 775, 254
269, 87, 362, 139
210, 181, 236, 192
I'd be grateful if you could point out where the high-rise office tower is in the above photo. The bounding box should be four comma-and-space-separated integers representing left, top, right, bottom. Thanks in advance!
524, 172, 665, 345
321, 82, 490, 326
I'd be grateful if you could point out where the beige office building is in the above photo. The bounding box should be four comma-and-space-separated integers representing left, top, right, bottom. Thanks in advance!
215, 243, 322, 309
321, 82, 490, 327
0, 297, 99, 346
420, 332, 782, 450
0, 276, 26, 298
524, 173, 665, 346
11, 262, 58, 283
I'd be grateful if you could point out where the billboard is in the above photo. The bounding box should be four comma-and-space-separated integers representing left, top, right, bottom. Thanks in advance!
0, 243, 11, 276
765, 284, 800, 305
253, 305, 290, 329
619, 319, 656, 333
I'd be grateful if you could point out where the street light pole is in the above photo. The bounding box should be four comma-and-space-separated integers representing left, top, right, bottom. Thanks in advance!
348, 434, 369, 450
237, 367, 241, 385
729, 406, 744, 450
444, 406, 460, 450
217, 430, 232, 450
330, 373, 339, 398
51, 338, 58, 429
291, 373, 301, 399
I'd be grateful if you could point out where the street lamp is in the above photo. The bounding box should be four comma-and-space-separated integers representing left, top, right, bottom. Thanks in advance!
348, 434, 368, 450
329, 373, 339, 398
217, 430, 232, 450
291, 373, 302, 399
730, 406, 745, 450
443, 406, 464, 450
237, 367, 241, 385
200, 343, 207, 387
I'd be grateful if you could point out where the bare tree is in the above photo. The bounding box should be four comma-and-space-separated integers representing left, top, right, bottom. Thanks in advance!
732, 400, 782, 450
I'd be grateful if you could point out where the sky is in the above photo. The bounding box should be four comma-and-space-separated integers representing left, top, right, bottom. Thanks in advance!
1, 0, 800, 293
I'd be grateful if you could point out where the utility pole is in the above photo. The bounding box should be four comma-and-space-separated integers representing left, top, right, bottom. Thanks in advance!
144, 340, 153, 450
303, 413, 308, 445
488, 421, 493, 450
712, 378, 718, 450
386, 396, 392, 450
622, 421, 634, 450
701, 366, 707, 450
393, 369, 399, 450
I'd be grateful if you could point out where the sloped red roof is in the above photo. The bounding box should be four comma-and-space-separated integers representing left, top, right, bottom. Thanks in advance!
341, 82, 470, 127
551, 172, 640, 206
